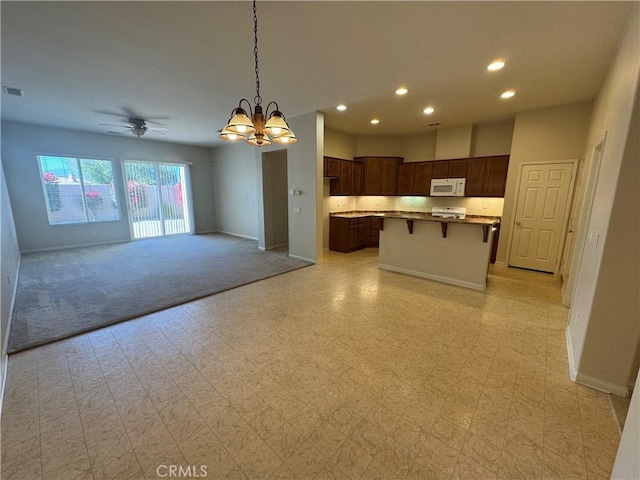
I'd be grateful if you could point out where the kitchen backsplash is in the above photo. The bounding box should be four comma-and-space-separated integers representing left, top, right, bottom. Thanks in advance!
326, 196, 504, 217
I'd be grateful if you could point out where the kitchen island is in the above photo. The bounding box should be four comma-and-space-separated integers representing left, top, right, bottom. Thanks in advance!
377, 212, 499, 291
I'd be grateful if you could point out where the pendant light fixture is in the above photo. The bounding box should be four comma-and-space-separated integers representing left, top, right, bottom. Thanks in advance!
220, 0, 297, 147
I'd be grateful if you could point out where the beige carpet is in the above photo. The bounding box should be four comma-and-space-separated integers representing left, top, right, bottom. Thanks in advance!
8, 233, 311, 353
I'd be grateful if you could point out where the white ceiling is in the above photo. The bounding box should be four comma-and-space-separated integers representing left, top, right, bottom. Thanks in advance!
1, 1, 635, 148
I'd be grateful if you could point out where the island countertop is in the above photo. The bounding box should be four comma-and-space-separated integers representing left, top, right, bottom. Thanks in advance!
330, 210, 500, 226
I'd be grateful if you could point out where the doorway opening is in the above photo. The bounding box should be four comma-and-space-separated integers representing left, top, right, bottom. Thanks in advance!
261, 151, 289, 252
123, 160, 193, 239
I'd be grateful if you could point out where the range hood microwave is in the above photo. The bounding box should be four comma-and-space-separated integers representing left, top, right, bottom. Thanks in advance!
430, 178, 466, 197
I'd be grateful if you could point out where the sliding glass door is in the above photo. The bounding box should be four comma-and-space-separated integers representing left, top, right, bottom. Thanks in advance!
123, 160, 193, 239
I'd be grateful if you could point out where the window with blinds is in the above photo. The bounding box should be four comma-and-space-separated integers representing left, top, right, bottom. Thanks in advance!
37, 155, 121, 225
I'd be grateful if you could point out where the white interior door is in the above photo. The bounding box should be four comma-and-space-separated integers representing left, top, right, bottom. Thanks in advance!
509, 162, 575, 273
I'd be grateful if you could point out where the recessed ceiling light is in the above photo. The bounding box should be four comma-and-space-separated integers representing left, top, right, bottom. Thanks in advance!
370, 118, 380, 125
423, 106, 435, 115
500, 90, 516, 99
395, 87, 408, 95
336, 104, 347, 111
487, 60, 505, 71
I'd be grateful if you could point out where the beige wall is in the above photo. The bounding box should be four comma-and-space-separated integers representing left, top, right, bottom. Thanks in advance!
566, 5, 639, 395
356, 135, 404, 157
324, 128, 357, 159
471, 119, 514, 157
496, 101, 593, 265
435, 125, 473, 160
212, 143, 260, 240
402, 131, 437, 162
613, 368, 640, 478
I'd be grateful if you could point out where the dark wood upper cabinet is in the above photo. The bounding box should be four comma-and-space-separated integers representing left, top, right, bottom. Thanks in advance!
339, 160, 352, 195
483, 156, 509, 196
413, 162, 433, 195
465, 158, 487, 196
396, 163, 415, 195
464, 155, 509, 197
327, 158, 364, 195
357, 157, 401, 195
352, 161, 364, 195
323, 157, 341, 178
431, 161, 449, 179
448, 159, 467, 177
327, 155, 508, 198
431, 159, 467, 179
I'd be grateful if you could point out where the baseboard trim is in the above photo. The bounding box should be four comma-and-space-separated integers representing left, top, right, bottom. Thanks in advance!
493, 261, 506, 267
288, 253, 316, 264
0, 354, 7, 415
216, 231, 259, 242
378, 263, 486, 291
1, 254, 21, 411
565, 325, 578, 381
565, 326, 629, 397
575, 372, 629, 398
21, 238, 129, 254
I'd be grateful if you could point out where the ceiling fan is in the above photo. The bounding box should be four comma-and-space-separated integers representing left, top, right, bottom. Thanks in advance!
99, 118, 168, 138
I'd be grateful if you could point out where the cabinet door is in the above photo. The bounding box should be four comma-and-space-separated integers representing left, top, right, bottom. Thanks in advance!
360, 157, 401, 195
362, 159, 382, 194
349, 220, 359, 249
351, 161, 364, 195
381, 158, 399, 195
325, 157, 341, 178
413, 162, 433, 195
329, 217, 350, 252
369, 217, 381, 246
483, 156, 509, 197
431, 161, 449, 178
449, 159, 467, 177
396, 163, 415, 195
357, 217, 369, 248
465, 158, 486, 196
339, 161, 352, 195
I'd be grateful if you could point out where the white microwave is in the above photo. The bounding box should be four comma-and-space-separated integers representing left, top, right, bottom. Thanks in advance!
430, 178, 466, 196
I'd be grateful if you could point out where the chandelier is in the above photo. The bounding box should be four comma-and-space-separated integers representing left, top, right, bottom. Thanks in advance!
219, 0, 297, 147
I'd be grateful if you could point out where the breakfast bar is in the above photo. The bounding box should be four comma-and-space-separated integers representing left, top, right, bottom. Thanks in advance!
376, 211, 500, 291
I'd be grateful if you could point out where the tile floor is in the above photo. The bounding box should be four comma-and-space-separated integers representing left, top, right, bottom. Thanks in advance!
1, 249, 624, 480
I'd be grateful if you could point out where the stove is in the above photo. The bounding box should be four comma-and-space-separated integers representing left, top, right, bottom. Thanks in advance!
431, 206, 466, 219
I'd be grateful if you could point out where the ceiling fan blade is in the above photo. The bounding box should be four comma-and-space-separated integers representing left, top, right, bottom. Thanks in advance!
147, 126, 169, 131
148, 130, 166, 135
99, 123, 129, 128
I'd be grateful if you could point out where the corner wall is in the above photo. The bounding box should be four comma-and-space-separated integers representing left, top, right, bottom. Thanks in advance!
214, 111, 324, 263
211, 143, 260, 240
566, 5, 640, 395
0, 156, 21, 402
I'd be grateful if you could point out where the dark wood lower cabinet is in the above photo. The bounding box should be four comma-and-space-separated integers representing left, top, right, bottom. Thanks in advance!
369, 217, 382, 247
330, 216, 380, 253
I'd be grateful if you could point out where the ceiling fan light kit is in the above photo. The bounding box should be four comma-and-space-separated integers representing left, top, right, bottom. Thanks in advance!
100, 117, 167, 138
220, 0, 296, 147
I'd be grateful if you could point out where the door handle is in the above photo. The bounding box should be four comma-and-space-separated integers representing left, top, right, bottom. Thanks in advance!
515, 221, 521, 226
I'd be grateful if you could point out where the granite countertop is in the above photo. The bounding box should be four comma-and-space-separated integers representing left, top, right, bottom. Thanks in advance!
330, 210, 500, 226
